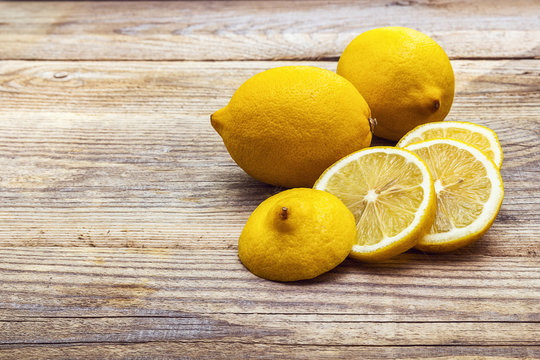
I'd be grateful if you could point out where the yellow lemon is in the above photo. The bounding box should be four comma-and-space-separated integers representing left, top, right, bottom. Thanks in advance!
397, 121, 503, 169
337, 27, 455, 141
314, 147, 436, 262
238, 188, 356, 281
404, 139, 504, 252
211, 66, 372, 188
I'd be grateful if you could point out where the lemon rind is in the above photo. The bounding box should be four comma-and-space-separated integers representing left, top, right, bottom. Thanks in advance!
397, 121, 503, 169
404, 138, 504, 251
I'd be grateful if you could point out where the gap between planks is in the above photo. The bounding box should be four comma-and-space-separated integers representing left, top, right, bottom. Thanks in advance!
0, 56, 538, 62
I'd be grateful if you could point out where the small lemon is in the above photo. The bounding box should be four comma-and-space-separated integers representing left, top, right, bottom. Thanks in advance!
211, 66, 372, 188
238, 188, 356, 282
337, 27, 455, 141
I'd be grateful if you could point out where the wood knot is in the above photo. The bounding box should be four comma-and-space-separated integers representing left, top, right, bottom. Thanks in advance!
54, 72, 68, 79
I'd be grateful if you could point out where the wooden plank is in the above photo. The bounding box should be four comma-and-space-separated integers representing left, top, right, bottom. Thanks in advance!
0, 2, 537, 358
0, 247, 538, 351
2, 344, 538, 360
3, 316, 536, 346
0, 1, 538, 61
0, 60, 538, 255
0, 60, 540, 256
0, 248, 538, 323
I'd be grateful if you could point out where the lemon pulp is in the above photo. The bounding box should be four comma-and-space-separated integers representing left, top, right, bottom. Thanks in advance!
397, 121, 503, 169
405, 139, 504, 252
315, 147, 435, 261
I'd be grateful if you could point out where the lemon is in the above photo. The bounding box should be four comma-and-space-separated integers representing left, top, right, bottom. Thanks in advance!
397, 121, 503, 169
337, 27, 455, 141
404, 139, 504, 252
314, 147, 436, 262
238, 188, 356, 281
211, 66, 373, 188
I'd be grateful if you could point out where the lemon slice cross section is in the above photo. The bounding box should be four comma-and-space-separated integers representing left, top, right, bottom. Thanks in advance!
404, 139, 504, 252
314, 147, 436, 262
397, 121, 503, 169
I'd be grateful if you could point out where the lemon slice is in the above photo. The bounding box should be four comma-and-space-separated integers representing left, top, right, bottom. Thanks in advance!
314, 147, 436, 262
397, 121, 503, 169
404, 139, 504, 252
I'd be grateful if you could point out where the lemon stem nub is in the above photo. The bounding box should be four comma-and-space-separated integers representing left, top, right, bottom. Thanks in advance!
433, 100, 440, 110
280, 207, 289, 220
368, 117, 377, 134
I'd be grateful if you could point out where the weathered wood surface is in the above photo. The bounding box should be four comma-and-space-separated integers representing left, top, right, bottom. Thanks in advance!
0, 248, 539, 358
0, 1, 539, 359
2, 346, 539, 360
0, 1, 539, 61
0, 60, 538, 255
1, 247, 539, 321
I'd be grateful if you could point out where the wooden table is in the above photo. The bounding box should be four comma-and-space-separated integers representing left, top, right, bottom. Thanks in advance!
1, 1, 539, 358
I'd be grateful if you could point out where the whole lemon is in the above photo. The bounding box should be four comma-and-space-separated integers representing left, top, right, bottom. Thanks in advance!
337, 27, 455, 141
211, 66, 372, 188
238, 188, 356, 282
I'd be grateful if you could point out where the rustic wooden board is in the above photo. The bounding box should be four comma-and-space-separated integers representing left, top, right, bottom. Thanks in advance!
0, 248, 539, 358
0, 1, 539, 358
0, 1, 539, 60
0, 60, 538, 255
3, 343, 539, 360
1, 247, 539, 321
1, 58, 539, 358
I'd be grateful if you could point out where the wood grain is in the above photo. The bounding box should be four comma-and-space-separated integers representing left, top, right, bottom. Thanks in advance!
0, 60, 538, 256
0, 247, 538, 357
3, 344, 538, 360
0, 1, 538, 61
0, 1, 539, 358
1, 247, 539, 321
